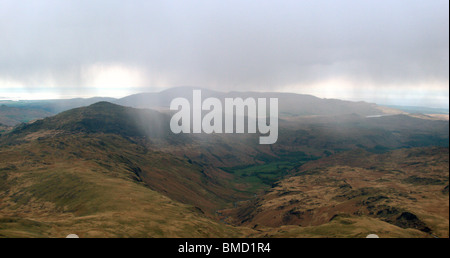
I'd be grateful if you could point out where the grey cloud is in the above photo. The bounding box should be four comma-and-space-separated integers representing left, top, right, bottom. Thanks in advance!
0, 0, 448, 92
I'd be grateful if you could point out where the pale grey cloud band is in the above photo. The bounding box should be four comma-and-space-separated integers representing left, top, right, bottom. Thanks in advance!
0, 0, 448, 107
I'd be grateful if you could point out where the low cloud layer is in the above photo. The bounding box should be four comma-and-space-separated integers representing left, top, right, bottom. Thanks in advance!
0, 0, 448, 107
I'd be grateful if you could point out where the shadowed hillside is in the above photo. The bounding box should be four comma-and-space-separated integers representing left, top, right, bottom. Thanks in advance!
1, 102, 252, 214
0, 103, 251, 237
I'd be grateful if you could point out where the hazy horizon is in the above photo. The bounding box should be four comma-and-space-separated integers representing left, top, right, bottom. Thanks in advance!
1, 0, 448, 108
1, 86, 449, 112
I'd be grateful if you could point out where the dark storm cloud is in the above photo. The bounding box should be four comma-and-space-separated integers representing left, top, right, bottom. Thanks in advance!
0, 0, 448, 97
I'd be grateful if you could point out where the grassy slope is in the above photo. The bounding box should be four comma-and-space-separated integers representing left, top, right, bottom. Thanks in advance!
1, 102, 448, 238
3, 102, 252, 212
0, 136, 248, 238
0, 124, 12, 134
3, 136, 443, 238
250, 216, 430, 238
221, 147, 449, 238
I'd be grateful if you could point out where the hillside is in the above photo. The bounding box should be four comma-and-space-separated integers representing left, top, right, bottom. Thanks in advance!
8, 102, 170, 139
220, 147, 449, 238
0, 100, 448, 238
1, 102, 254, 214
3, 102, 448, 204
0, 103, 252, 237
0, 136, 244, 237
0, 123, 11, 134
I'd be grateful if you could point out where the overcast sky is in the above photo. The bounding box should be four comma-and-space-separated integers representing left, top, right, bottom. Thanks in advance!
0, 0, 448, 107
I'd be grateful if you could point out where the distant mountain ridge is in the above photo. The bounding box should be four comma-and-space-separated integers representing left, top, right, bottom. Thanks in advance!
1, 87, 404, 127
4, 100, 448, 167
0, 105, 53, 126
383, 105, 449, 115
0, 97, 117, 114
115, 86, 394, 117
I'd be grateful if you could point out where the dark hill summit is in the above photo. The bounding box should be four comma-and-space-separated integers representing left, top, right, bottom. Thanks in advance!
9, 101, 171, 139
